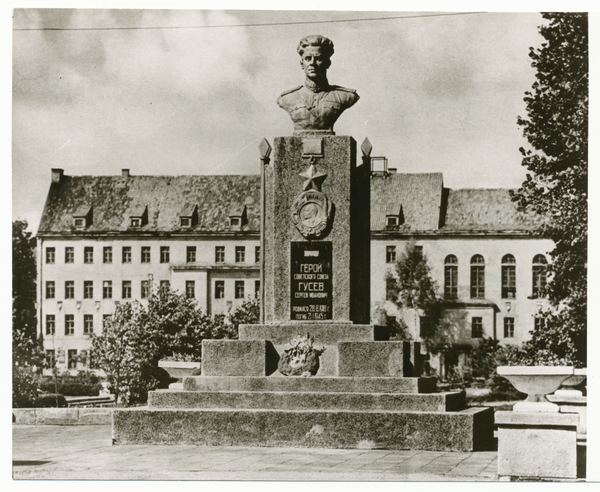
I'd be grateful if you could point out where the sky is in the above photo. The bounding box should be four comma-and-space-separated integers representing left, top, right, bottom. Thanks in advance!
10, 9, 564, 233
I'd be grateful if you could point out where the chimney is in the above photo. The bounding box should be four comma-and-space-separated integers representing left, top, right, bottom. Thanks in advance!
51, 168, 64, 183
122, 169, 130, 178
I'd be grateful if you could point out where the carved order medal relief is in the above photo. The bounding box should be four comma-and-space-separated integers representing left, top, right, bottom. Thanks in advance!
292, 190, 331, 238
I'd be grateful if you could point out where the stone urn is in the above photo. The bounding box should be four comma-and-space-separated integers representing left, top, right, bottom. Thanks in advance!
497, 365, 574, 412
158, 360, 201, 390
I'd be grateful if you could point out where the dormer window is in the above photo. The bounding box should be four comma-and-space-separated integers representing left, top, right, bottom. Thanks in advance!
129, 205, 148, 228
179, 204, 198, 229
385, 204, 404, 228
228, 204, 247, 228
73, 205, 93, 229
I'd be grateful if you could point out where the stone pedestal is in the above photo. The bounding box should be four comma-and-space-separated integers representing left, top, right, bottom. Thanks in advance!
496, 411, 580, 479
263, 136, 370, 324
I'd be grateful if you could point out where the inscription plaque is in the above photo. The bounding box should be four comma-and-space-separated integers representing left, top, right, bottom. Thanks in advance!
290, 241, 332, 320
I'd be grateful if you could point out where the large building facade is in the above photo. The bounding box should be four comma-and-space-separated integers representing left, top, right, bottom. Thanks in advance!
37, 166, 551, 377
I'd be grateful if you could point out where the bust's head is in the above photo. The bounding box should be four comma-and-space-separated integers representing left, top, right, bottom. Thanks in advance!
297, 35, 334, 81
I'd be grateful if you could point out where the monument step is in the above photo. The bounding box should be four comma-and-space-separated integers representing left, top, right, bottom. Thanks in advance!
239, 323, 384, 343
184, 376, 437, 394
113, 406, 495, 452
149, 389, 465, 412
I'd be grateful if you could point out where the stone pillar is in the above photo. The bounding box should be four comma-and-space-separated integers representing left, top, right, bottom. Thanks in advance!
263, 136, 370, 325
496, 411, 580, 480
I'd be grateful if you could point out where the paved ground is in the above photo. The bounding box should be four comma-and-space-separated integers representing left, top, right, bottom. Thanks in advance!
13, 424, 499, 481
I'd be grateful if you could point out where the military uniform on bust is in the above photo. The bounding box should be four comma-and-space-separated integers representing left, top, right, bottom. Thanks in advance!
277, 83, 359, 134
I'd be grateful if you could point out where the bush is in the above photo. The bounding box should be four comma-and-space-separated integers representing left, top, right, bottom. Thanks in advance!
34, 394, 68, 408
39, 371, 103, 397
13, 368, 39, 408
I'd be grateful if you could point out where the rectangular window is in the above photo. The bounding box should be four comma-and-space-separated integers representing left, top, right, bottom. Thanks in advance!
160, 280, 170, 293
470, 266, 485, 299
141, 246, 151, 263
386, 246, 396, 264
235, 246, 245, 263
84, 246, 94, 264
65, 247, 74, 264
46, 281, 55, 299
235, 280, 245, 299
103, 281, 112, 299
67, 349, 77, 369
103, 246, 113, 264
255, 246, 261, 264
534, 316, 545, 331
504, 317, 515, 338
444, 265, 458, 299
502, 265, 516, 299
215, 280, 225, 299
103, 314, 111, 331
46, 247, 55, 264
46, 315, 55, 335
122, 246, 132, 263
84, 280, 94, 299
187, 246, 196, 263
65, 314, 75, 335
385, 276, 396, 301
84, 314, 93, 335
46, 350, 55, 369
65, 281, 75, 299
122, 281, 132, 299
255, 280, 260, 299
141, 280, 149, 299
186, 281, 195, 299
160, 246, 170, 263
215, 246, 225, 263
471, 317, 483, 338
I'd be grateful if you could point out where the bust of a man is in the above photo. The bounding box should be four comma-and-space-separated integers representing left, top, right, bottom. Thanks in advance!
277, 35, 359, 135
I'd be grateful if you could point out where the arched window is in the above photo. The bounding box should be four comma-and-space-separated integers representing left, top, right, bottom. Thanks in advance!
532, 254, 548, 296
444, 255, 458, 299
470, 255, 485, 299
501, 254, 516, 299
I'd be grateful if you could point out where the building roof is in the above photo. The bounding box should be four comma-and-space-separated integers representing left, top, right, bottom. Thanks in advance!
38, 175, 261, 234
38, 171, 545, 236
441, 188, 545, 232
370, 173, 443, 231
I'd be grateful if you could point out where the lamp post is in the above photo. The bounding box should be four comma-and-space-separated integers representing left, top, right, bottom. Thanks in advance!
258, 138, 271, 324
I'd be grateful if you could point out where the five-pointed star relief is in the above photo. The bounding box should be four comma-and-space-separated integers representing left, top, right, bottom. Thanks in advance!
299, 164, 327, 192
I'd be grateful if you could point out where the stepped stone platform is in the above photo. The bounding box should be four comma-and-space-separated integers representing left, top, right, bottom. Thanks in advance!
113, 329, 494, 452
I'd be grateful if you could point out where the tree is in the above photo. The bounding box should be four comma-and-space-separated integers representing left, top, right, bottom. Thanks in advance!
386, 241, 444, 343
91, 302, 143, 406
13, 220, 37, 340
512, 13, 588, 366
13, 220, 43, 407
91, 286, 245, 405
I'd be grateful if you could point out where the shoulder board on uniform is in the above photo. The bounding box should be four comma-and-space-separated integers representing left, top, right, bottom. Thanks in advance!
330, 86, 357, 93
279, 85, 303, 96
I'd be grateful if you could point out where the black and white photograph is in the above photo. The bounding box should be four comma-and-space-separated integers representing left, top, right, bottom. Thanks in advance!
11, 5, 592, 482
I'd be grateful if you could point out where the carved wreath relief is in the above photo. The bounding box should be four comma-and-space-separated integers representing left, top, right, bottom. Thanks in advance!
291, 161, 332, 239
